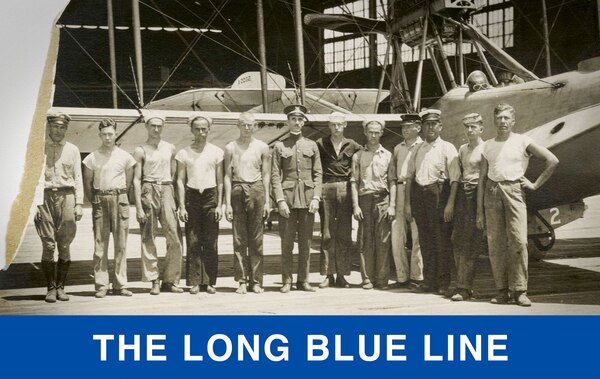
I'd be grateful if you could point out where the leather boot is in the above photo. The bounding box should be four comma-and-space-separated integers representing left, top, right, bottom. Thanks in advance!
41, 260, 57, 303
55, 259, 71, 301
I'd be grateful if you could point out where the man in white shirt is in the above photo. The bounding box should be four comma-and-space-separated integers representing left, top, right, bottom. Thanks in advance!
83, 118, 136, 298
224, 112, 271, 294
176, 114, 224, 295
405, 109, 460, 295
133, 112, 183, 295
35, 111, 83, 303
477, 103, 558, 306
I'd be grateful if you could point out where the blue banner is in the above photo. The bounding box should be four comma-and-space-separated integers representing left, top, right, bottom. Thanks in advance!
0, 316, 596, 378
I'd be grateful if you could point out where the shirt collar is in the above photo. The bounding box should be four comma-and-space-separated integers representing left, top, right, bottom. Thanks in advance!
364, 144, 386, 155
427, 136, 442, 147
47, 139, 66, 147
401, 136, 423, 148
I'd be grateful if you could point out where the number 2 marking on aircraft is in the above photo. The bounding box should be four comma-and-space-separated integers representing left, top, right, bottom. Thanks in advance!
550, 208, 561, 225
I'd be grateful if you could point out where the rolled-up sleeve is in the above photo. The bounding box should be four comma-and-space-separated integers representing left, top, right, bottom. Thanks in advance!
446, 143, 461, 184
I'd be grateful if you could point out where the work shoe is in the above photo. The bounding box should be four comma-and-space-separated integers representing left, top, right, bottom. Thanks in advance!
336, 275, 350, 288
161, 282, 184, 293
150, 280, 161, 295
280, 283, 292, 293
297, 282, 316, 292
319, 275, 335, 288
252, 284, 264, 294
206, 285, 217, 294
45, 288, 57, 303
515, 291, 532, 307
438, 287, 454, 298
95, 289, 108, 298
490, 289, 510, 304
451, 289, 472, 302
114, 289, 133, 297
236, 283, 247, 295
189, 285, 200, 294
390, 281, 409, 289
56, 287, 69, 302
362, 280, 374, 290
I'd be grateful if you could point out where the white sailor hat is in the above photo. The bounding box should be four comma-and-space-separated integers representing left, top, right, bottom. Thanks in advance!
143, 111, 166, 124
328, 111, 346, 123
187, 113, 213, 126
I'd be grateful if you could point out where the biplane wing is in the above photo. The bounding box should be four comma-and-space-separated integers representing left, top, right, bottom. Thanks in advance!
52, 107, 406, 154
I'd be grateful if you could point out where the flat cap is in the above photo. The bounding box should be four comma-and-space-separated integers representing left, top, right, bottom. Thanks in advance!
462, 112, 483, 125
284, 104, 308, 119
419, 108, 442, 121
362, 118, 385, 128
46, 111, 71, 124
399, 113, 421, 125
188, 113, 213, 126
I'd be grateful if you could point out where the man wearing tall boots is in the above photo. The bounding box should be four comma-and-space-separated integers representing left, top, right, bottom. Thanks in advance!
133, 112, 183, 295
272, 105, 322, 293
316, 112, 361, 289
224, 112, 271, 294
34, 111, 83, 302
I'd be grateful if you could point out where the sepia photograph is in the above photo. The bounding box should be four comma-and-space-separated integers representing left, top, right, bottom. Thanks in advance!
1, 0, 600, 316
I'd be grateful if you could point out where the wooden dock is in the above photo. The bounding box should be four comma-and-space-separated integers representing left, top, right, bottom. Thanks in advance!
1, 196, 600, 315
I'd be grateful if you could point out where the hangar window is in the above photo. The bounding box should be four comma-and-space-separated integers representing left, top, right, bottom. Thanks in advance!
322, 0, 514, 72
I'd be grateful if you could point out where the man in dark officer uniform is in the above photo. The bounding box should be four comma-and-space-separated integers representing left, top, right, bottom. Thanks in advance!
316, 112, 361, 288
272, 104, 323, 293
35, 111, 83, 302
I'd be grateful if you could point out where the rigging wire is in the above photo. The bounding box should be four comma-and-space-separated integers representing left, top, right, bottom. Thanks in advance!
59, 25, 141, 111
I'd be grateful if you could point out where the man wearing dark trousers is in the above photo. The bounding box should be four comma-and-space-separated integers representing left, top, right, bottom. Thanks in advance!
316, 112, 361, 289
176, 114, 224, 295
34, 111, 83, 302
272, 105, 322, 293
405, 109, 460, 296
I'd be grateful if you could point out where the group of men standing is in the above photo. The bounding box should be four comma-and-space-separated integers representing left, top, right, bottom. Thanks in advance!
36, 102, 557, 307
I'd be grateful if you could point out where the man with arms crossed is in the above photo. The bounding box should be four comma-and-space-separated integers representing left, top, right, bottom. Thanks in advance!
224, 112, 271, 294
133, 112, 183, 295
176, 114, 224, 295
35, 111, 83, 302
316, 112, 361, 289
477, 103, 558, 306
83, 118, 136, 298
389, 114, 423, 289
272, 105, 322, 293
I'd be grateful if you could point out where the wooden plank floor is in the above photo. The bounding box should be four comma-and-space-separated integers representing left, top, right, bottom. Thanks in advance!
1, 197, 600, 315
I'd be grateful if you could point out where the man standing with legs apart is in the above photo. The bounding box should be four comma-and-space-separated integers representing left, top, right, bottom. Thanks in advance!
133, 112, 183, 295
272, 105, 322, 293
83, 118, 136, 298
477, 103, 558, 306
352, 119, 395, 290
405, 109, 460, 296
451, 113, 487, 302
390, 114, 423, 289
316, 112, 361, 289
224, 112, 271, 294
176, 114, 223, 295
35, 111, 83, 302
